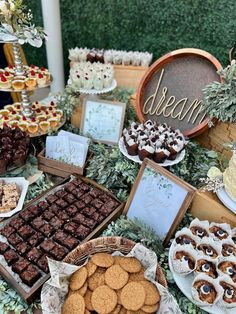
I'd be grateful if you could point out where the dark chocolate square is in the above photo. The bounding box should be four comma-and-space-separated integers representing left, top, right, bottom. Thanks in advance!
8, 233, 22, 247
90, 198, 104, 209
53, 230, 68, 246
104, 199, 119, 209
18, 225, 35, 240
9, 217, 24, 229
46, 194, 58, 205
81, 193, 93, 205
64, 182, 76, 193
91, 212, 104, 223
82, 218, 97, 229
73, 213, 86, 224
28, 205, 40, 217
63, 236, 79, 250
74, 200, 86, 210
28, 233, 44, 247
66, 205, 78, 216
49, 204, 61, 214
99, 194, 110, 202
42, 209, 55, 221
55, 199, 68, 209
40, 224, 55, 237
19, 209, 35, 222
50, 244, 68, 260
31, 217, 45, 230
70, 178, 82, 187
1, 225, 15, 238
12, 257, 30, 274
27, 247, 43, 262
55, 189, 67, 198
16, 242, 31, 256
0, 241, 9, 254
71, 187, 84, 198
76, 225, 90, 240
4, 249, 19, 265
49, 217, 64, 230
63, 194, 77, 205
40, 239, 56, 253
79, 182, 90, 192
64, 222, 77, 235
37, 201, 49, 211
81, 207, 96, 218
37, 255, 49, 273
20, 264, 41, 287
89, 188, 102, 198
58, 211, 70, 221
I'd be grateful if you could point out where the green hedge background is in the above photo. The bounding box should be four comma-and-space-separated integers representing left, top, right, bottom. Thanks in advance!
24, 0, 236, 77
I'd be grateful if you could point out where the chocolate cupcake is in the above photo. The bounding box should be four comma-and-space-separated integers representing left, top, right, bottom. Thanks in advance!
221, 239, 236, 257
175, 228, 199, 248
219, 275, 236, 307
197, 237, 221, 259
138, 142, 154, 161
126, 137, 138, 156
218, 257, 236, 282
172, 244, 196, 275
209, 223, 231, 240
190, 218, 209, 239
167, 143, 183, 160
195, 257, 218, 278
153, 146, 170, 163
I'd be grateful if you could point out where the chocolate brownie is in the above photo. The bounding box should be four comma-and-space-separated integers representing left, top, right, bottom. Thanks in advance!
63, 235, 79, 250
20, 264, 41, 287
104, 199, 119, 209
0, 242, 9, 254
27, 247, 43, 262
76, 225, 90, 240
99, 194, 110, 202
81, 194, 93, 205
12, 257, 30, 274
79, 182, 90, 192
81, 207, 96, 217
64, 182, 76, 193
90, 212, 104, 223
70, 178, 82, 187
9, 217, 24, 229
18, 225, 35, 240
40, 224, 55, 237
37, 255, 49, 273
66, 205, 78, 216
4, 249, 19, 265
1, 225, 15, 238
73, 213, 86, 224
37, 201, 49, 211
40, 239, 55, 253
46, 194, 58, 205
58, 211, 70, 221
63, 193, 76, 204
42, 209, 55, 221
71, 188, 84, 198
28, 205, 40, 217
74, 200, 86, 210
49, 204, 61, 214
64, 222, 77, 235
16, 242, 31, 256
89, 188, 102, 198
55, 189, 67, 198
28, 233, 44, 247
83, 218, 97, 229
49, 217, 64, 230
53, 230, 68, 246
19, 209, 35, 222
91, 198, 104, 209
50, 244, 68, 260
8, 233, 22, 247
55, 199, 68, 209
31, 217, 45, 230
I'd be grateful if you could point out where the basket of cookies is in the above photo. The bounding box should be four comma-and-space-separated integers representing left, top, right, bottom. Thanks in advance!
41, 236, 181, 314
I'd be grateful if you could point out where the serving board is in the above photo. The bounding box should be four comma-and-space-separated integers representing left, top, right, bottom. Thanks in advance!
136, 48, 222, 138
0, 175, 124, 302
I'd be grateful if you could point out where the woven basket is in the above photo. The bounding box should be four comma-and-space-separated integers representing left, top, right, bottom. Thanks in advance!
63, 236, 168, 288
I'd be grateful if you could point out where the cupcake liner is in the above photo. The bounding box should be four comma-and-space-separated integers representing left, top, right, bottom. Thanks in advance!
197, 237, 222, 259
189, 218, 210, 239
174, 227, 200, 249
217, 256, 236, 282
171, 244, 197, 276
209, 222, 232, 241
195, 256, 218, 279
192, 273, 223, 306
217, 274, 236, 308
221, 239, 236, 257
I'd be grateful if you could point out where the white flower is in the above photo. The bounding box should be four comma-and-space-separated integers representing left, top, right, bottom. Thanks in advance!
207, 166, 222, 180
0, 0, 15, 16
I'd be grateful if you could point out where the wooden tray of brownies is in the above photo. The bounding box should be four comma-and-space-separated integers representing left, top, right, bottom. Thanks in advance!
0, 175, 124, 302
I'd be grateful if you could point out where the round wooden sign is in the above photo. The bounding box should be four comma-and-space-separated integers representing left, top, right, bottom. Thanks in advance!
136, 48, 222, 137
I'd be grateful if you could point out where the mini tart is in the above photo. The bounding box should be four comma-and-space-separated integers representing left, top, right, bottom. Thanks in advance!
37, 73, 47, 86
48, 118, 58, 129
0, 109, 10, 117
18, 122, 29, 132
36, 114, 46, 122
39, 121, 50, 132
195, 258, 218, 278
4, 71, 14, 81
172, 244, 196, 275
197, 237, 221, 259
13, 103, 22, 112
27, 122, 39, 134
0, 76, 11, 89
4, 105, 14, 112
192, 274, 221, 305
175, 227, 198, 248
219, 275, 236, 307
25, 77, 37, 88
12, 79, 25, 90
189, 218, 209, 238
209, 222, 231, 240
8, 120, 19, 128
221, 239, 236, 257
218, 258, 236, 283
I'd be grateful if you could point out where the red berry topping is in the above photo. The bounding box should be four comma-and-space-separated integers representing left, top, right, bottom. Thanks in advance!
22, 116, 27, 121
8, 65, 13, 69
45, 111, 49, 115
38, 73, 44, 79
50, 101, 55, 106
16, 105, 21, 109
4, 71, 10, 76
30, 70, 36, 76
31, 117, 36, 122
36, 108, 41, 113
1, 76, 7, 82
49, 106, 53, 111
40, 67, 45, 71
12, 110, 17, 114
30, 64, 35, 68
3, 116, 9, 120
52, 112, 57, 117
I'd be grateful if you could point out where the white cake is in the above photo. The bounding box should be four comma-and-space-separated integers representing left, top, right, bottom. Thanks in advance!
223, 153, 236, 200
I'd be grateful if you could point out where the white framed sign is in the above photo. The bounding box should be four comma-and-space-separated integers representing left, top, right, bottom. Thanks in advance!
81, 97, 126, 145
124, 159, 196, 245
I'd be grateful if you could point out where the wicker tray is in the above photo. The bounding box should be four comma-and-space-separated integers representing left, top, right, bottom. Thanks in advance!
64, 236, 168, 288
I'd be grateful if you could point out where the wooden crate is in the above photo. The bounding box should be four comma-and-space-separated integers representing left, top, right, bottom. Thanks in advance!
113, 65, 148, 90
37, 149, 91, 178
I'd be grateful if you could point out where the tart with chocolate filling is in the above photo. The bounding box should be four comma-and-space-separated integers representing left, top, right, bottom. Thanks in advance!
196, 259, 218, 278
193, 280, 217, 304
190, 226, 208, 238
222, 244, 236, 257
175, 251, 195, 270
220, 280, 236, 304
197, 244, 218, 259
175, 234, 197, 248
218, 261, 236, 283
209, 226, 229, 240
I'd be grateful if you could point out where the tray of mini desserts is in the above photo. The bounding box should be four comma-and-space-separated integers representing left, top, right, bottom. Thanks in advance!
0, 101, 65, 137
0, 175, 124, 301
68, 61, 117, 93
0, 64, 51, 92
168, 218, 236, 313
119, 120, 187, 166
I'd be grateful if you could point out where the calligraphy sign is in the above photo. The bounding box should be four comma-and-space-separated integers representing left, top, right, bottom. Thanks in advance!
136, 48, 222, 137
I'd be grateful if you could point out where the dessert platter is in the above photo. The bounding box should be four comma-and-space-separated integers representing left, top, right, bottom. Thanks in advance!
119, 120, 187, 166
0, 175, 124, 300
169, 218, 236, 313
0, 101, 65, 137
0, 178, 29, 218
